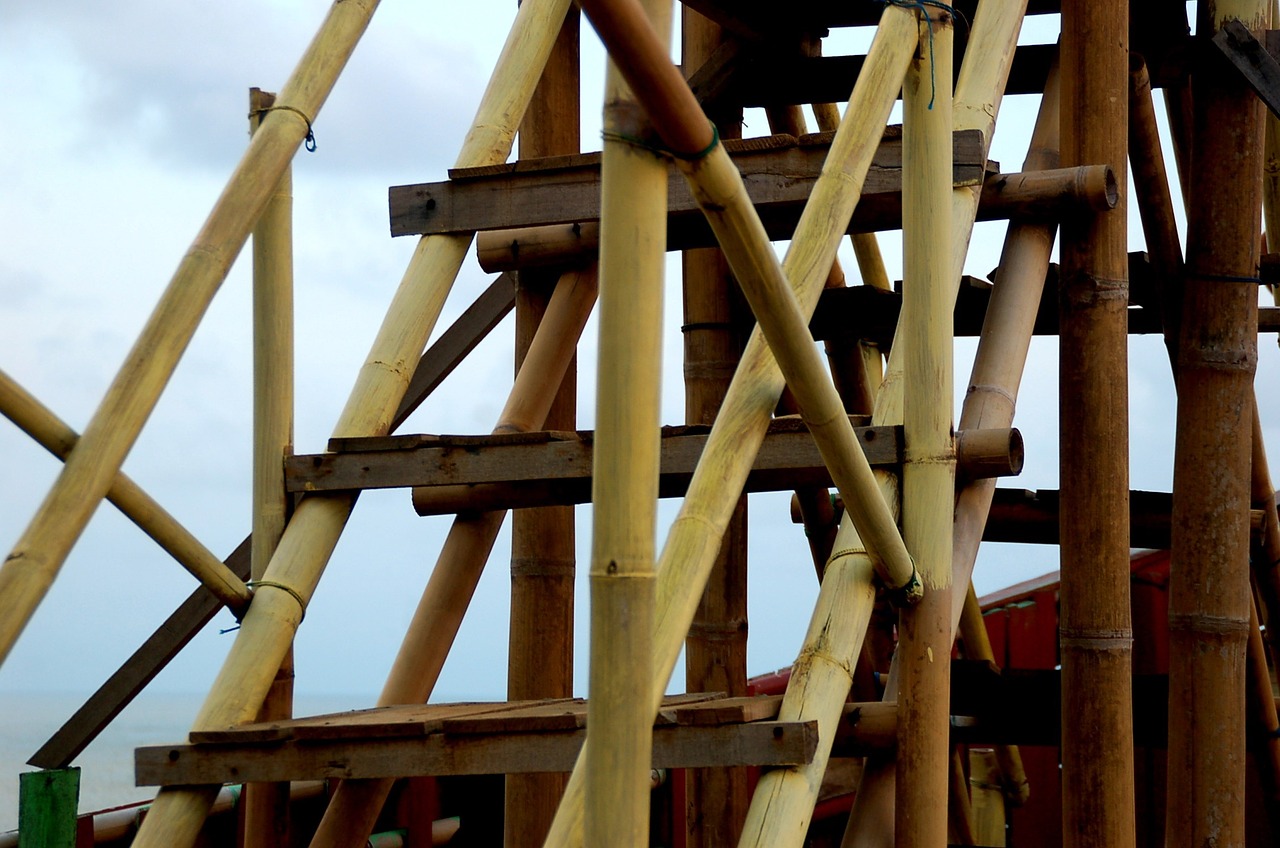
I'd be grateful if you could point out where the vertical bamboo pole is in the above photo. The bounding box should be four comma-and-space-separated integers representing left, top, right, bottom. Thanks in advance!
306, 266, 597, 848
585, 1, 671, 842
243, 88, 296, 848
543, 9, 921, 846
1059, 0, 1136, 842
681, 9, 750, 847
895, 14, 954, 848
507, 7, 580, 846
0, 0, 380, 667
1167, 3, 1266, 846
130, 4, 575, 847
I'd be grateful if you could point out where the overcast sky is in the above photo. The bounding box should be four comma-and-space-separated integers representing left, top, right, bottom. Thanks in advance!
1, 0, 1275, 738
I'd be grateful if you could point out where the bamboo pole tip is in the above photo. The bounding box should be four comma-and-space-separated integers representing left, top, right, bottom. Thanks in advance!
1090, 165, 1120, 212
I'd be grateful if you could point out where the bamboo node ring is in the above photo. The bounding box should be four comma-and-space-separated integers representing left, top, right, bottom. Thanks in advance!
252, 105, 318, 152
602, 123, 720, 162
246, 579, 308, 621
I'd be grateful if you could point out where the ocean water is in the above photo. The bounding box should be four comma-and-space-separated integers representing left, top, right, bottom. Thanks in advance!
0, 691, 362, 833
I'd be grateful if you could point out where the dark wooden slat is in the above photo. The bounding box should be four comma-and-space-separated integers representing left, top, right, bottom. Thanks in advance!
389, 129, 987, 238
1212, 20, 1280, 120
28, 537, 253, 770
677, 0, 1062, 39
285, 418, 895, 498
391, 274, 517, 430
135, 720, 819, 784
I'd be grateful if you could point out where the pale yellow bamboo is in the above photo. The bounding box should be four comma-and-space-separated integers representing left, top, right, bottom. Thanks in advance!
542, 7, 920, 846
873, 0, 1029, 425
244, 87, 296, 848
677, 144, 917, 595
0, 370, 251, 613
307, 265, 599, 848
894, 18, 955, 848
968, 749, 1008, 846
130, 3, 575, 847
0, 0, 379, 666
585, 6, 670, 839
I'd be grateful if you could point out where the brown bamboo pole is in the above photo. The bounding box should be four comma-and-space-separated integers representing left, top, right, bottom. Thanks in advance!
306, 266, 597, 848
948, 747, 977, 846
242, 87, 296, 848
584, 0, 670, 841
506, 8, 580, 845
841, 34, 1052, 848
0, 369, 251, 614
680, 8, 751, 846
1059, 0, 1136, 842
127, 4, 576, 847
543, 7, 922, 846
0, 0, 379, 667
895, 15, 955, 848
1166, 3, 1266, 845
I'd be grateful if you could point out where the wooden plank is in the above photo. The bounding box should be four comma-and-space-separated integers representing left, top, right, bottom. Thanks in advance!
28, 536, 253, 769
677, 0, 1061, 39
391, 274, 517, 430
443, 693, 722, 734
666, 694, 783, 727
18, 768, 80, 848
1212, 21, 1280, 120
388, 129, 987, 239
287, 418, 895, 498
135, 720, 819, 785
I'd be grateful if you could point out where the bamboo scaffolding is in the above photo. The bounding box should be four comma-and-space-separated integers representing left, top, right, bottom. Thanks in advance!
895, 16, 955, 848
841, 30, 1052, 846
129, 4, 576, 846
0, 369, 251, 614
0, 0, 379, 667
543, 7, 922, 846
681, 8, 751, 846
305, 266, 597, 848
243, 87, 297, 848
507, 8, 580, 845
583, 3, 671, 838
1166, 3, 1266, 845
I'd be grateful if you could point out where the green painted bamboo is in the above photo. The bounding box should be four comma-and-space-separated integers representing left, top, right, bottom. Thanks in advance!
542, 7, 920, 847
584, 2, 670, 838
18, 769, 79, 848
894, 17, 955, 848
0, 369, 251, 613
243, 87, 297, 848
128, 3, 575, 847
0, 0, 379, 667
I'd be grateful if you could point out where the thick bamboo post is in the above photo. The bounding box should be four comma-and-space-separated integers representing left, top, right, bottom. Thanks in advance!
0, 370, 250, 613
1059, 0, 1136, 842
0, 0, 379, 667
306, 266, 597, 848
1167, 3, 1266, 846
584, 1, 670, 841
841, 33, 1052, 847
506, 8, 580, 846
895, 15, 955, 848
243, 87, 296, 848
130, 4, 576, 847
543, 8, 921, 847
680, 9, 751, 847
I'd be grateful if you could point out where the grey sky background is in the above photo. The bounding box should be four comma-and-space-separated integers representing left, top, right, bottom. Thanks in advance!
1, 0, 1275, 723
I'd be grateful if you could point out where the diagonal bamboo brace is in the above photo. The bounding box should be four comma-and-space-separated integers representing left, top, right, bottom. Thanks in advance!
0, 369, 252, 615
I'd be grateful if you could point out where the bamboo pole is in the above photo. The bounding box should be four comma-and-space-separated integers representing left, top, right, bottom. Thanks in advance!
1059, 0, 1136, 840
543, 7, 921, 846
306, 266, 597, 848
840, 28, 1050, 847
1167, 3, 1266, 845
584, 0, 670, 841
895, 16, 955, 848
0, 0, 379, 667
129, 4, 576, 847
243, 87, 296, 848
507, 8, 580, 845
681, 9, 751, 846
0, 369, 251, 614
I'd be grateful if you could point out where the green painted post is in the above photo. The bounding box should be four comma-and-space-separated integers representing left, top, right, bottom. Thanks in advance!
18, 768, 80, 848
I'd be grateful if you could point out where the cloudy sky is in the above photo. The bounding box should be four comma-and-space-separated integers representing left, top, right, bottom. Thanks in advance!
0, 0, 1275, 737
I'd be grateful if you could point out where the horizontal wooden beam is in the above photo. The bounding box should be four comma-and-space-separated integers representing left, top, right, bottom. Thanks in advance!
390, 129, 987, 240
135, 719, 817, 785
